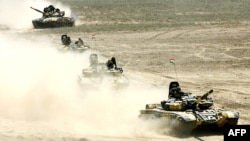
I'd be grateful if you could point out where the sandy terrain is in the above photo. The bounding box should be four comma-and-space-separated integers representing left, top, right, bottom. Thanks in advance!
0, 0, 250, 141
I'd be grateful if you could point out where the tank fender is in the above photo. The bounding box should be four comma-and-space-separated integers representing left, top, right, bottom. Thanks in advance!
217, 111, 239, 127
179, 113, 196, 122
220, 111, 239, 119
165, 112, 196, 122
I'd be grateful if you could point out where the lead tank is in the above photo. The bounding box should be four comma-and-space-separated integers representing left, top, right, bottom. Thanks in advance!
78, 54, 129, 89
139, 81, 239, 136
30, 5, 75, 28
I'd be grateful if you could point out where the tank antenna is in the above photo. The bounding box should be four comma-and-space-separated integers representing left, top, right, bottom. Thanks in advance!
169, 57, 178, 81
92, 33, 96, 49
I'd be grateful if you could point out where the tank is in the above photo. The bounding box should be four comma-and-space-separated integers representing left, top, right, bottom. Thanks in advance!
30, 6, 75, 28
59, 34, 90, 53
78, 54, 129, 89
138, 81, 239, 136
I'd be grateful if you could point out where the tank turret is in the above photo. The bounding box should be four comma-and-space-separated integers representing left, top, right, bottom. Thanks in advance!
30, 6, 65, 18
195, 89, 214, 110
60, 34, 90, 53
78, 54, 129, 89
30, 6, 75, 28
161, 88, 213, 111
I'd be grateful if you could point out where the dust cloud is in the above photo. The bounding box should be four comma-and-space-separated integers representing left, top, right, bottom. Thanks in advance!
0, 33, 169, 139
0, 0, 72, 30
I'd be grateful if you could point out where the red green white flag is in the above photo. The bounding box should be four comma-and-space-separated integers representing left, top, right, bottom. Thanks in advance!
91, 33, 96, 39
169, 58, 175, 64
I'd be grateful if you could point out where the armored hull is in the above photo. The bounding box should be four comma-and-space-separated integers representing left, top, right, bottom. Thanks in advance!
32, 17, 75, 28
78, 54, 129, 89
78, 69, 129, 89
58, 45, 89, 53
139, 104, 239, 135
59, 35, 90, 53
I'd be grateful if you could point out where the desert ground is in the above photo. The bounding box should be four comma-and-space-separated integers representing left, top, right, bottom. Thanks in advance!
0, 0, 249, 141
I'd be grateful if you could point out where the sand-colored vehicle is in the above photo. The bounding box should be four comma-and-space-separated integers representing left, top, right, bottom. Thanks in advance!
30, 5, 75, 28
139, 81, 239, 136
78, 54, 129, 89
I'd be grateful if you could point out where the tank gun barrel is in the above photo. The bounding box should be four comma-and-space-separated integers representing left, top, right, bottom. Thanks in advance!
196, 89, 213, 104
30, 7, 44, 14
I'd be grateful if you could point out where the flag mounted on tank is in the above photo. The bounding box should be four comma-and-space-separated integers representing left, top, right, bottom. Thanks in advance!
91, 33, 96, 39
169, 58, 175, 65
